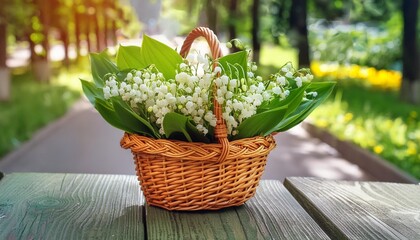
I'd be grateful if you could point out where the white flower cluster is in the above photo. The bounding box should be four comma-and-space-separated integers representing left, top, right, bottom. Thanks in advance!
103, 55, 217, 136
102, 53, 315, 138
214, 62, 314, 135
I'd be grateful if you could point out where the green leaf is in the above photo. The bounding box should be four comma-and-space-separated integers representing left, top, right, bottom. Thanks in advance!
116, 69, 133, 82
232, 105, 289, 140
218, 51, 248, 80
163, 112, 210, 142
90, 51, 118, 87
284, 86, 309, 117
141, 35, 183, 79
257, 84, 309, 114
80, 79, 104, 105
111, 99, 158, 138
185, 121, 211, 143
94, 98, 133, 132
163, 112, 193, 142
232, 82, 335, 139
269, 81, 336, 133
116, 45, 146, 70
269, 101, 313, 132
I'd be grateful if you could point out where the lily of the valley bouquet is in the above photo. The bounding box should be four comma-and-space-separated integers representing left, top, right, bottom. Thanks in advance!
81, 35, 334, 142
80, 27, 335, 211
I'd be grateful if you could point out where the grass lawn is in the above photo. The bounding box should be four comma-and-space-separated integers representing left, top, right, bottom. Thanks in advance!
260, 44, 420, 180
310, 82, 420, 179
260, 44, 297, 68
0, 61, 88, 158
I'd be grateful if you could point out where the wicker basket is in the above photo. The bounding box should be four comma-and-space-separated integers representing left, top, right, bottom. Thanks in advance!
120, 27, 276, 211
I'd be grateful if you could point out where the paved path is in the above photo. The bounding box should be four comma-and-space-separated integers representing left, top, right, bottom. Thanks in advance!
0, 98, 373, 181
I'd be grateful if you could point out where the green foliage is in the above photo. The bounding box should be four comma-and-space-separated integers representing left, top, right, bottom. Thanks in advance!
140, 35, 183, 80
82, 36, 184, 139
308, 0, 348, 21
310, 81, 420, 179
0, 69, 82, 158
80, 79, 103, 105
90, 52, 119, 87
243, 85, 307, 138
160, 0, 204, 35
218, 51, 248, 80
259, 44, 298, 71
116, 45, 145, 70
163, 112, 210, 143
269, 0, 292, 36
309, 22, 401, 70
258, 84, 307, 114
308, 0, 399, 23
0, 0, 35, 36
233, 104, 288, 139
273, 82, 335, 132
82, 35, 334, 142
349, 0, 399, 23
111, 99, 158, 138
93, 98, 132, 132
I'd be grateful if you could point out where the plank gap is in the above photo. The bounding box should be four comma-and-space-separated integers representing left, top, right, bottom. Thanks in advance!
283, 178, 347, 239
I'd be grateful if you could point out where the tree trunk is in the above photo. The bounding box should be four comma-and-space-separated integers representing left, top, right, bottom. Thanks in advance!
40, 1, 50, 61
61, 29, 70, 68
227, 0, 241, 53
227, 1, 237, 39
0, 22, 6, 68
74, 9, 81, 58
0, 22, 10, 101
32, 60, 50, 83
110, 19, 117, 46
290, 0, 310, 68
400, 0, 419, 104
27, 32, 37, 62
252, 0, 261, 64
34, 0, 51, 83
206, 0, 218, 35
86, 14, 92, 53
94, 10, 104, 51
103, 10, 109, 47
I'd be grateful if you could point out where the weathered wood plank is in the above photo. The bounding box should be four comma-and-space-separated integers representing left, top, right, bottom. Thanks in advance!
284, 177, 420, 240
0, 173, 145, 239
146, 180, 330, 240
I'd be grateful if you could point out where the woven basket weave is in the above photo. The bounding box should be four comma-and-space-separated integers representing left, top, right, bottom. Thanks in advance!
121, 27, 276, 211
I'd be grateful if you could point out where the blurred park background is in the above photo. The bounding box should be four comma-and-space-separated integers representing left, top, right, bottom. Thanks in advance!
0, 0, 419, 179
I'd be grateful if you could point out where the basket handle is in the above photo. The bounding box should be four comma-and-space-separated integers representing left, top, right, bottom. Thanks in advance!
180, 27, 229, 163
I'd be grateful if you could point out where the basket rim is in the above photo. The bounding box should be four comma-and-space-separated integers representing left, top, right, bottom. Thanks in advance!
123, 132, 274, 145
121, 132, 276, 162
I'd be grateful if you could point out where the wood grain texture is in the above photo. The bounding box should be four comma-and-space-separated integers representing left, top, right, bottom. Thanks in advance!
0, 173, 145, 239
146, 180, 330, 240
284, 177, 420, 240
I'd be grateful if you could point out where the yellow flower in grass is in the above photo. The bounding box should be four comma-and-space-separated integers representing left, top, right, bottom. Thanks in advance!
349, 65, 362, 79
373, 145, 384, 154
366, 67, 377, 81
359, 67, 370, 79
344, 112, 353, 122
406, 141, 417, 156
310, 61, 402, 91
310, 61, 323, 77
388, 71, 402, 89
316, 119, 329, 128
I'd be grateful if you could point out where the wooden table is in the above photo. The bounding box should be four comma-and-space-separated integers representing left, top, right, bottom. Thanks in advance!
0, 173, 419, 239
